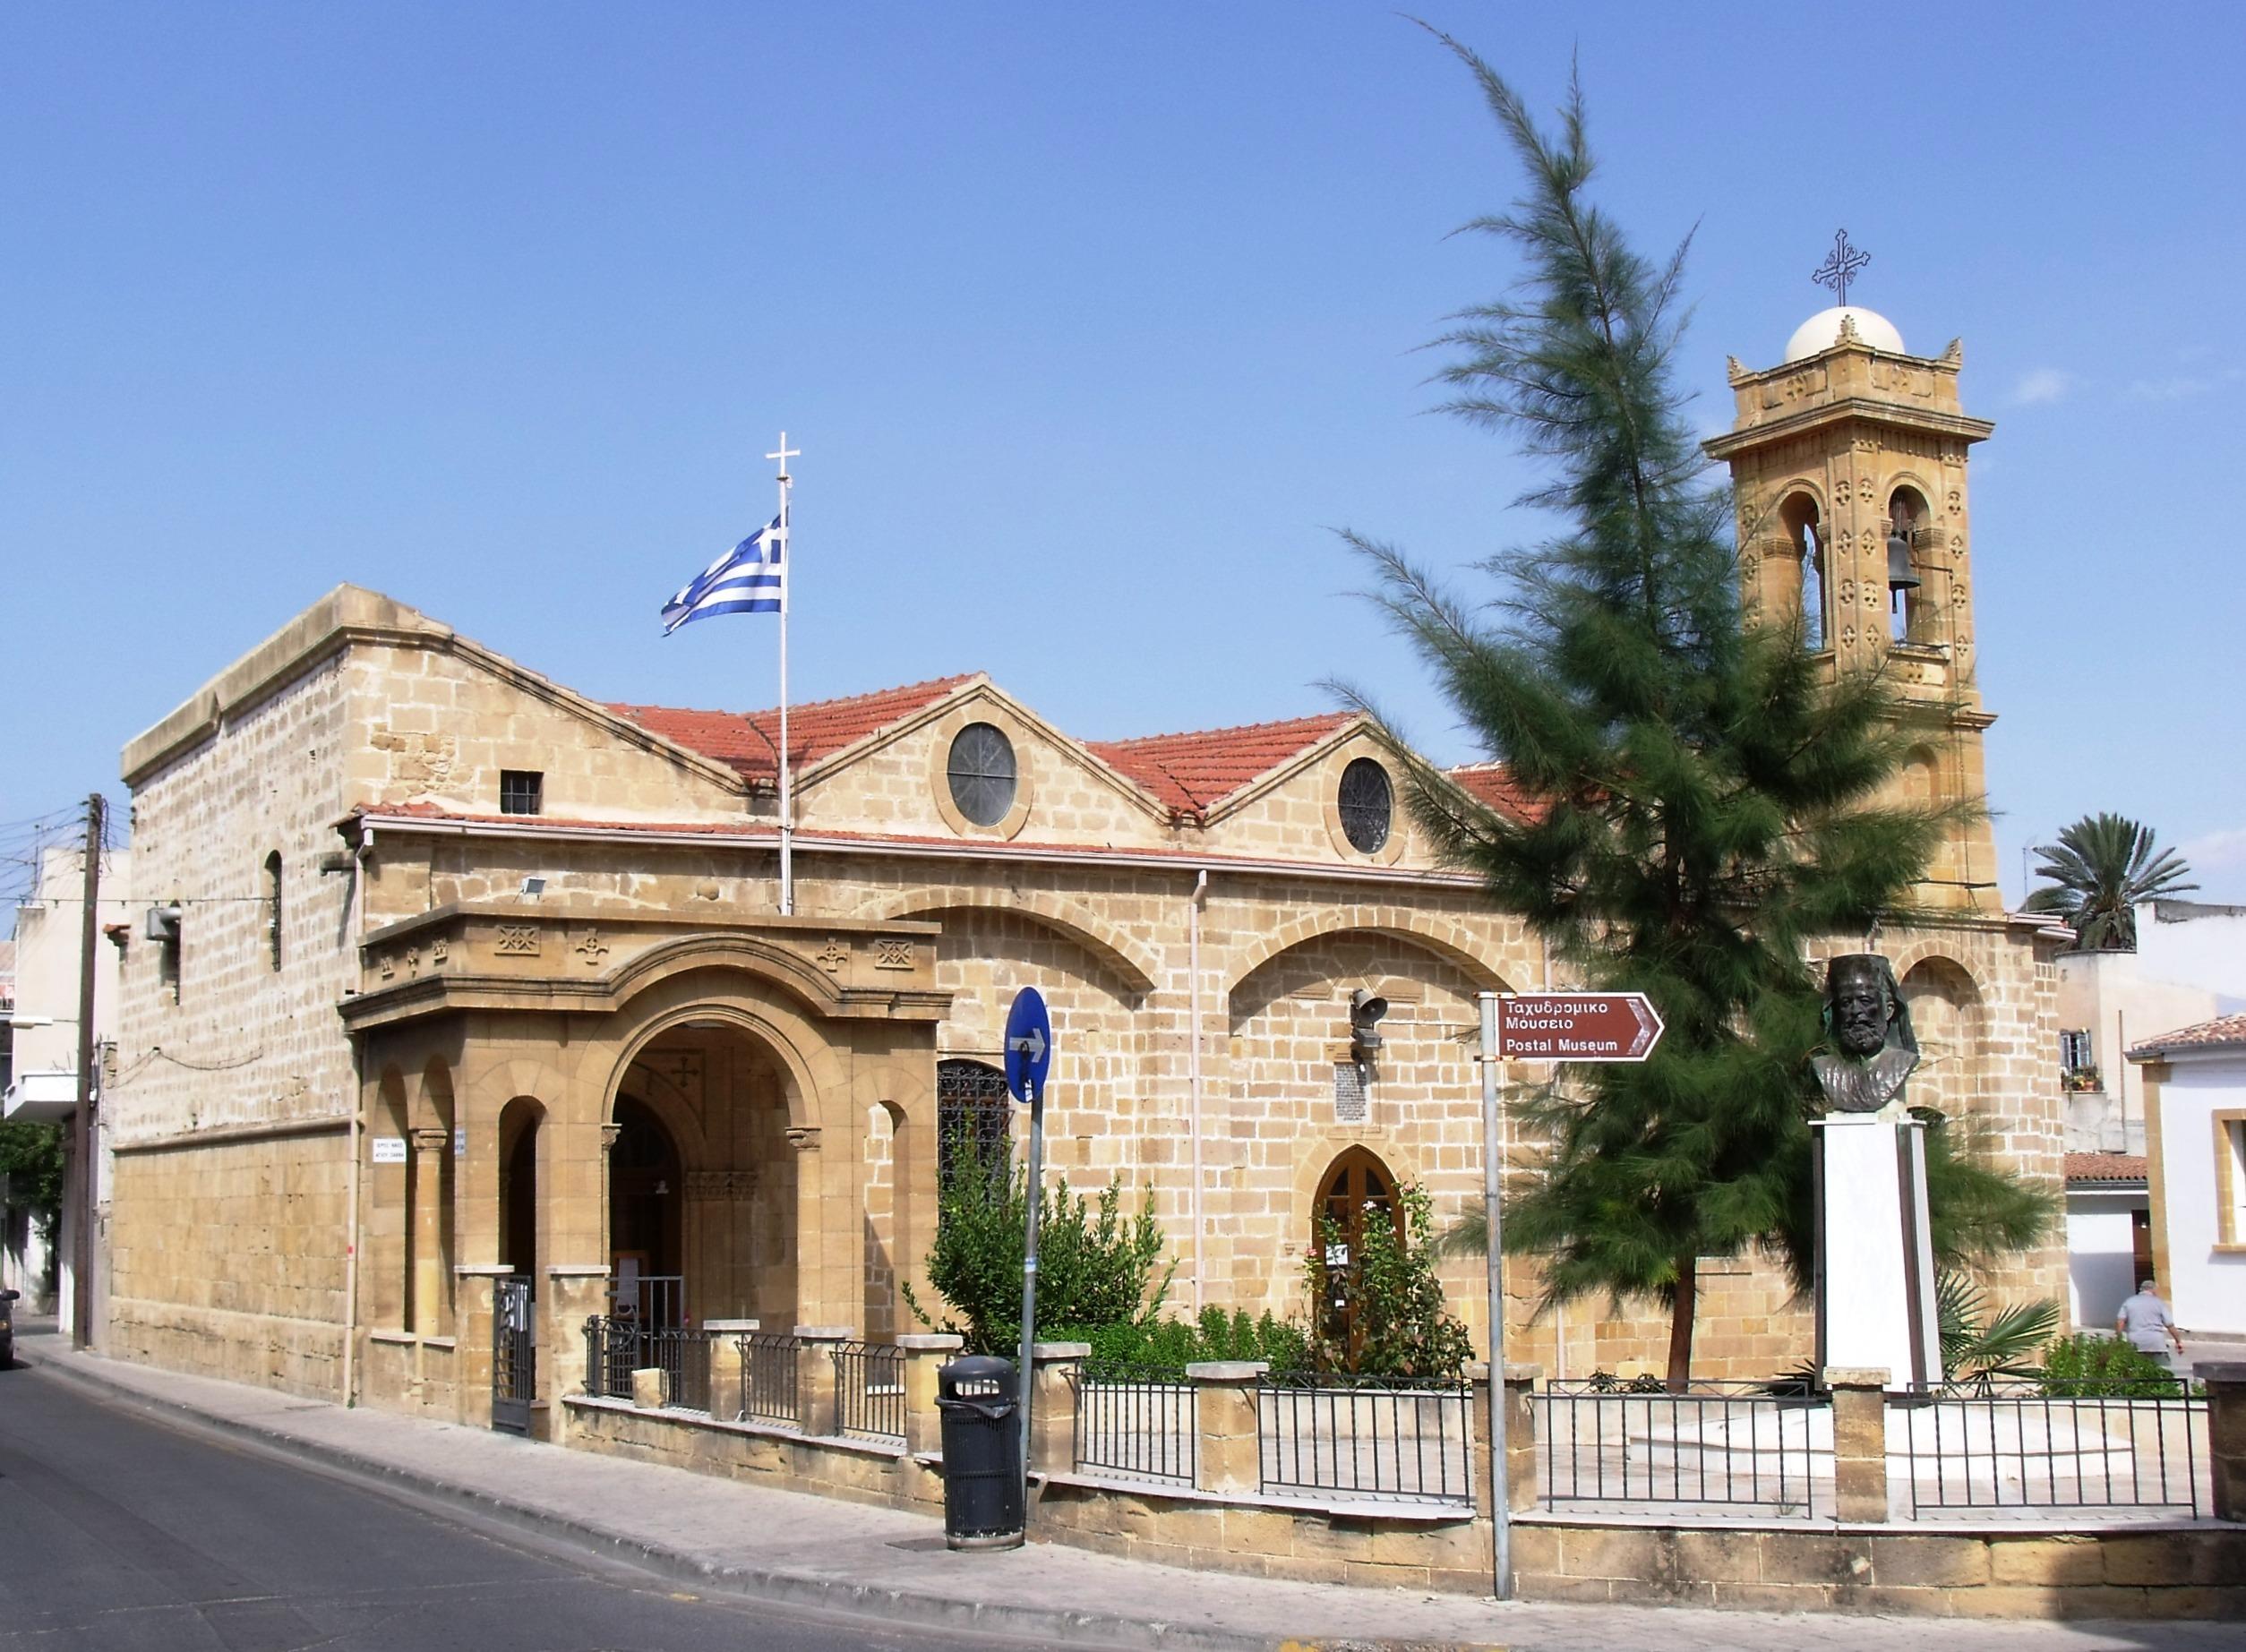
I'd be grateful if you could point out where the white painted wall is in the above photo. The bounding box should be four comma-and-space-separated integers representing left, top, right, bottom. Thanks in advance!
2153, 1053, 2246, 1336
2138, 900, 2246, 1006
2065, 1192, 2142, 1329
2057, 949, 2222, 1152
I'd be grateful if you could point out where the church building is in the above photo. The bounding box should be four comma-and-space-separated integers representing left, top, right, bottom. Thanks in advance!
99, 302, 2068, 1432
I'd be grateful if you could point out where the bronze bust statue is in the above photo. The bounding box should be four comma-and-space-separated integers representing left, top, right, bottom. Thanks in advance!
1812, 953, 1918, 1116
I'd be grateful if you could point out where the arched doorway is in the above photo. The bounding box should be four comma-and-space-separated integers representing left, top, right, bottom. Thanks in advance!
498, 1098, 544, 1289
1312, 1145, 1402, 1364
609, 1094, 683, 1326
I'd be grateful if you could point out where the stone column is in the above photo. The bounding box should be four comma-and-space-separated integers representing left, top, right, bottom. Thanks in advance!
1188, 1360, 1266, 1496
796, 1324, 851, 1437
901, 1332, 964, 1456
409, 1128, 450, 1338
2199, 1362, 2246, 1523
703, 1319, 760, 1422
1825, 1365, 1890, 1523
787, 1126, 827, 1328
1031, 1342, 1088, 1478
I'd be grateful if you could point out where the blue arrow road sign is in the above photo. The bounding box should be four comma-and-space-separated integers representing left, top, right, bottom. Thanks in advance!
1004, 987, 1052, 1101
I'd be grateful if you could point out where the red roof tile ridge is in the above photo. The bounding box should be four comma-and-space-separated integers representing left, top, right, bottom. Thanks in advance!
609, 672, 978, 725
1090, 708, 1354, 750
2063, 1151, 2148, 1183
2131, 1011, 2246, 1054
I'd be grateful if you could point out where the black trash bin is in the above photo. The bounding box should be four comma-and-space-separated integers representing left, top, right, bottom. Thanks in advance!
935, 1354, 1023, 1549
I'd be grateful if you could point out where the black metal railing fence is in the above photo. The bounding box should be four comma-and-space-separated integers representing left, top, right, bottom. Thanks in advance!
834, 1340, 905, 1442
737, 1331, 802, 1426
1537, 1382, 1829, 1518
1896, 1382, 2209, 1516
1073, 1364, 1196, 1485
1257, 1371, 1473, 1503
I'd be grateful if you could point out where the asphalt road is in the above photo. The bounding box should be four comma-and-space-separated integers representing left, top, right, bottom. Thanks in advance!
0, 1357, 1042, 1652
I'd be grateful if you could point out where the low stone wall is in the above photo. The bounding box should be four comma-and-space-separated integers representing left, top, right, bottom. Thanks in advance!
548, 1348, 2246, 1620
1513, 1518, 2246, 1619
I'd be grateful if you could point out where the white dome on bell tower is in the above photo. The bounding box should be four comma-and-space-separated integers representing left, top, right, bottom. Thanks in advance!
1784, 305, 1906, 363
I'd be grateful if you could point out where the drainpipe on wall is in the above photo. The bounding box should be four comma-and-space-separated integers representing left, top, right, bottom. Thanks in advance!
340, 829, 373, 1408
1187, 869, 1209, 1316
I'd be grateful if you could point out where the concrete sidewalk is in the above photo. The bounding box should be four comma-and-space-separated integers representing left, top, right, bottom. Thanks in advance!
21, 1342, 2238, 1652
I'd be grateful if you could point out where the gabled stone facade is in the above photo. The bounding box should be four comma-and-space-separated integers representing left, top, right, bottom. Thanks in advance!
103, 321, 2070, 1426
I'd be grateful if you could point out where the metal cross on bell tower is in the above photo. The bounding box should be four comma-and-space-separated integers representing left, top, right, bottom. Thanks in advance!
1813, 228, 1871, 307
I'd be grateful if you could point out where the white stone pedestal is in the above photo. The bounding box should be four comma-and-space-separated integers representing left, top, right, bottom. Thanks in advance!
1813, 1114, 1941, 1391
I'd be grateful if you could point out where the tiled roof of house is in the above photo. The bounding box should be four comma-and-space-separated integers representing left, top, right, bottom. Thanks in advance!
611, 675, 976, 783
2064, 1151, 2147, 1186
2130, 1013, 2246, 1058
1086, 714, 1354, 819
1446, 762, 1546, 824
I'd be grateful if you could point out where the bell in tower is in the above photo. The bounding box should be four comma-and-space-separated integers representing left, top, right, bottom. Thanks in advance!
1702, 235, 2000, 914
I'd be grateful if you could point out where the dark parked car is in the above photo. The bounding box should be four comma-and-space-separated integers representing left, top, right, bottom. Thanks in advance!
0, 1288, 18, 1367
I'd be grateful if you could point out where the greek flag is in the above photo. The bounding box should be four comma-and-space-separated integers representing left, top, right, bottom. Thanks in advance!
661, 512, 786, 633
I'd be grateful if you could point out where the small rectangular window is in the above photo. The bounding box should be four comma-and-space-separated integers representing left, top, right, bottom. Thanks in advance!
500, 770, 544, 816
2219, 1116, 2246, 1247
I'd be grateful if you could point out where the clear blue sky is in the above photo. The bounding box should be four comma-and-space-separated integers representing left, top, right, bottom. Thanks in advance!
4, 2, 2241, 905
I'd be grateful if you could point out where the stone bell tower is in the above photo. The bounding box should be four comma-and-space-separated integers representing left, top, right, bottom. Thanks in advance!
1704, 298, 2002, 914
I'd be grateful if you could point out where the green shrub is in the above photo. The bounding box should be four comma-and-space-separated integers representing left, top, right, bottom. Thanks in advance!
1064, 1307, 1310, 1374
1304, 1182, 1473, 1379
901, 1136, 1172, 1355
2037, 1332, 2182, 1398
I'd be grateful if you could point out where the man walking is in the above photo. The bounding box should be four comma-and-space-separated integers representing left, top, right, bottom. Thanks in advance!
2115, 1278, 2184, 1374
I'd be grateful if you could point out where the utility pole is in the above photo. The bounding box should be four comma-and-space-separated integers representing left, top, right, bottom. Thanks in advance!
71, 793, 103, 1351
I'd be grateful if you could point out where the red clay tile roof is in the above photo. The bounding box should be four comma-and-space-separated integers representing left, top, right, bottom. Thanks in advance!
2065, 1152, 2147, 1185
610, 675, 976, 783
1086, 713, 1355, 819
2130, 1013, 2246, 1058
1446, 762, 1546, 824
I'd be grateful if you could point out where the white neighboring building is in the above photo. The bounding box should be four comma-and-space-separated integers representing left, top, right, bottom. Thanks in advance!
2056, 900, 2245, 1330
4, 843, 132, 1338
2130, 1014, 2246, 1339
2063, 1151, 2150, 1331
2056, 900, 2246, 1155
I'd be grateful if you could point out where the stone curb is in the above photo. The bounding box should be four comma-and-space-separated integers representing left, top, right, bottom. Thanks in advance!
24, 1348, 1303, 1652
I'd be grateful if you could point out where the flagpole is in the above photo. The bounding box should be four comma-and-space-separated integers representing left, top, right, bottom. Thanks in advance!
768, 432, 798, 916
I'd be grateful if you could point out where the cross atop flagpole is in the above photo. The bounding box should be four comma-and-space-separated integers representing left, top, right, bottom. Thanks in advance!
767, 432, 800, 916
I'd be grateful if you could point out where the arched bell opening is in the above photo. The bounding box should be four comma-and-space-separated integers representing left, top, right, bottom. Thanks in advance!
1779, 492, 1828, 652
1887, 486, 1933, 644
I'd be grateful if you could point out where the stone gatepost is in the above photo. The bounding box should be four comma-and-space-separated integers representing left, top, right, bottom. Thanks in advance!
1824, 1365, 1891, 1523
703, 1319, 760, 1421
795, 1325, 851, 1436
544, 1264, 609, 1441
1031, 1342, 1089, 1477
1188, 1360, 1267, 1496
901, 1333, 964, 1456
1470, 1361, 1541, 1514
2198, 1362, 2246, 1522
453, 1263, 516, 1426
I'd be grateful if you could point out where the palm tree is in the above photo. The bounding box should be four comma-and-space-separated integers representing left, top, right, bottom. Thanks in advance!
2024, 813, 2197, 949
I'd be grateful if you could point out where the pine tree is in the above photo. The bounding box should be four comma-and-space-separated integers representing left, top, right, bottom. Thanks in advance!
1346, 33, 2049, 1387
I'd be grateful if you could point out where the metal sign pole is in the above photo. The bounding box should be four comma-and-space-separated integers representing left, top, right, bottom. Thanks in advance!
1479, 991, 1513, 1601
1016, 1073, 1045, 1502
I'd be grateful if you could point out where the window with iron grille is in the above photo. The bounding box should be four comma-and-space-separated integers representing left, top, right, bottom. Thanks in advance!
937, 1058, 1011, 1196
1337, 758, 1393, 853
500, 769, 544, 816
945, 723, 1016, 826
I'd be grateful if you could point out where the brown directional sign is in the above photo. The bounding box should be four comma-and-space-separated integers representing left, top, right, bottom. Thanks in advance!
1494, 993, 1665, 1062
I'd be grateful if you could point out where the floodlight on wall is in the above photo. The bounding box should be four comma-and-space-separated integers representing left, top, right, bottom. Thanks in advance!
316, 852, 356, 875
519, 877, 546, 901
143, 905, 182, 943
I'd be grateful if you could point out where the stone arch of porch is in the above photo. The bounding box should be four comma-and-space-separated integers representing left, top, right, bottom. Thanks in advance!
1221, 909, 1511, 1000
603, 931, 863, 1022
595, 971, 836, 1140
854, 887, 1161, 997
